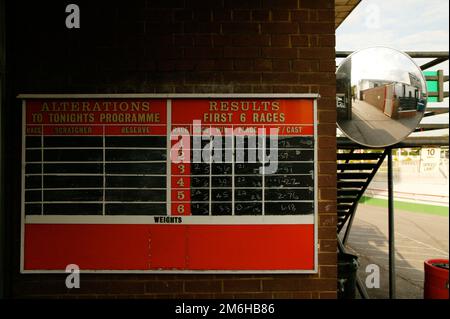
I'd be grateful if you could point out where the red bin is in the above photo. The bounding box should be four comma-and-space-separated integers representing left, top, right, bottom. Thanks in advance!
424, 259, 449, 299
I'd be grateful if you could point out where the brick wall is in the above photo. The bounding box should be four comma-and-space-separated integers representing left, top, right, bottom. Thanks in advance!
5, 0, 337, 298
362, 86, 387, 112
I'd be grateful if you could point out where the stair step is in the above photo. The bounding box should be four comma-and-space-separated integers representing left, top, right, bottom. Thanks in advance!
338, 189, 361, 197
337, 153, 384, 160
338, 181, 366, 188
337, 163, 378, 170
337, 204, 353, 210
337, 172, 371, 180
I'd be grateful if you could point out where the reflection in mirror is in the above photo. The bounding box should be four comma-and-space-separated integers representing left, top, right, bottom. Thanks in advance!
336, 47, 427, 147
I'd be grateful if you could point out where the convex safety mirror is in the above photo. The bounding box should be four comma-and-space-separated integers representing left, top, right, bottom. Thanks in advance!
336, 47, 427, 147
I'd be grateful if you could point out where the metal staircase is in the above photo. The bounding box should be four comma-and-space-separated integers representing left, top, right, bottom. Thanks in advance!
335, 147, 389, 299
336, 148, 389, 241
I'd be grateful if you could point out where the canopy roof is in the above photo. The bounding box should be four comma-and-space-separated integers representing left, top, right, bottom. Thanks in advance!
335, 0, 361, 29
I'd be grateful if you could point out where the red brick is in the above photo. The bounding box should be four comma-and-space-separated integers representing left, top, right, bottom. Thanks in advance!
300, 0, 333, 9
309, 35, 320, 47
254, 59, 272, 71
174, 35, 193, 47
224, 0, 263, 9
224, 47, 260, 58
292, 60, 318, 72
196, 60, 215, 71
175, 60, 195, 71
318, 202, 337, 214
310, 85, 320, 92
262, 47, 297, 58
232, 35, 270, 46
291, 35, 309, 47
234, 59, 254, 71
320, 265, 337, 278
319, 252, 337, 265
318, 85, 336, 97
318, 123, 336, 137
272, 292, 294, 298
261, 22, 299, 34
185, 280, 222, 293
213, 9, 233, 21
233, 85, 253, 93
252, 10, 270, 21
157, 60, 175, 71
300, 22, 334, 34
291, 85, 311, 93
318, 34, 335, 47
320, 59, 336, 71
272, 10, 290, 21
273, 85, 293, 93
231, 292, 274, 299
318, 226, 336, 239
292, 292, 313, 298
144, 9, 174, 22
319, 215, 337, 227
319, 162, 336, 174
223, 72, 261, 83
147, 0, 184, 8
271, 35, 290, 47
273, 292, 313, 298
185, 47, 223, 59
213, 35, 233, 46
215, 60, 234, 71
319, 189, 336, 202
145, 281, 183, 293
108, 281, 146, 294
194, 35, 213, 46
299, 73, 335, 85
298, 48, 334, 59
299, 278, 336, 292
318, 110, 336, 123
320, 239, 337, 253
233, 10, 251, 21
262, 72, 298, 84
146, 22, 183, 34
263, 0, 299, 9
146, 48, 183, 59
174, 9, 193, 21
223, 280, 261, 292
189, 0, 224, 9
291, 10, 309, 21
318, 174, 336, 186
262, 279, 300, 291
185, 72, 222, 83
319, 97, 337, 110
184, 22, 221, 33
222, 22, 260, 34
320, 10, 337, 22
174, 85, 195, 93
320, 292, 337, 299
193, 10, 212, 22
298, 279, 336, 291
272, 60, 290, 72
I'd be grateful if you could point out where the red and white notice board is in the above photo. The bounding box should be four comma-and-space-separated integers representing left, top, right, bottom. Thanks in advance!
19, 94, 318, 273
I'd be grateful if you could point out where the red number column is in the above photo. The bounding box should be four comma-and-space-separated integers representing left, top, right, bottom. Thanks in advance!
171, 125, 191, 216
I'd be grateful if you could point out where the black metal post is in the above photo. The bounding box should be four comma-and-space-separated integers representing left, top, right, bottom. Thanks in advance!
387, 148, 396, 299
0, 0, 5, 299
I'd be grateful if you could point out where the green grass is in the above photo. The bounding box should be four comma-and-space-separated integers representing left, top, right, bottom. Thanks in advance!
359, 196, 449, 217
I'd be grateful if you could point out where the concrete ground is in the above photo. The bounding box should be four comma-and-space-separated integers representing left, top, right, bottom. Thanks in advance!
340, 203, 449, 299
339, 99, 422, 146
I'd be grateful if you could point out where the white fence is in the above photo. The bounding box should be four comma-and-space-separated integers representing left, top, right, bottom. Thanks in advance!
368, 153, 449, 206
